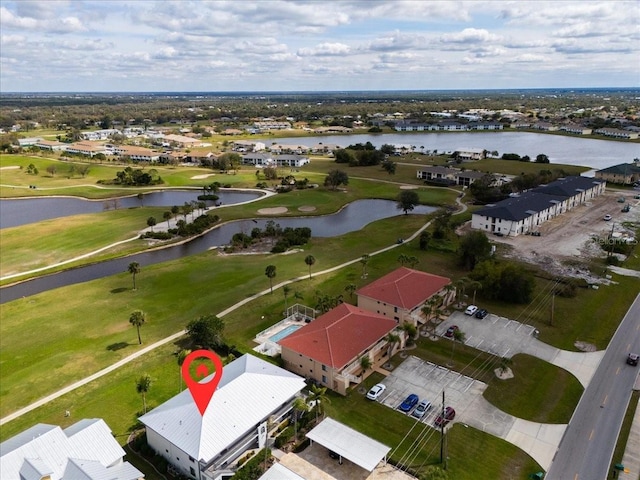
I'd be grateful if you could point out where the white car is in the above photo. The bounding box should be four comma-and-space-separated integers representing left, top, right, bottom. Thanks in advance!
604, 214, 612, 221
465, 305, 478, 316
366, 383, 386, 400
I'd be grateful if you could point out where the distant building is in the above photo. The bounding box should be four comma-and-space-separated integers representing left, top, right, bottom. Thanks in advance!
560, 124, 592, 135
0, 418, 143, 480
17, 137, 42, 147
416, 166, 485, 187
65, 141, 106, 157
471, 176, 606, 236
35, 139, 67, 151
139, 354, 305, 480
278, 303, 401, 395
356, 267, 454, 326
454, 147, 486, 161
242, 153, 310, 168
594, 128, 639, 139
595, 163, 640, 185
111, 145, 160, 162
232, 140, 265, 152
81, 129, 120, 141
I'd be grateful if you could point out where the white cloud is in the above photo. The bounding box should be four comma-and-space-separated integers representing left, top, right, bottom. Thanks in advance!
297, 42, 351, 56
440, 28, 502, 44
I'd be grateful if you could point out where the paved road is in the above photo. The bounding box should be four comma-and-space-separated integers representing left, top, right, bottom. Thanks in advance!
546, 293, 640, 480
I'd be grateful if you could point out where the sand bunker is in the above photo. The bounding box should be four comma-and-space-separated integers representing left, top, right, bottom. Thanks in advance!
400, 185, 419, 189
298, 206, 317, 212
0, 166, 20, 170
191, 174, 216, 179
257, 206, 288, 215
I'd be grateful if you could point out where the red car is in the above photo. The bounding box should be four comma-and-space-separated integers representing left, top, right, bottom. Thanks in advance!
444, 325, 459, 338
435, 406, 456, 427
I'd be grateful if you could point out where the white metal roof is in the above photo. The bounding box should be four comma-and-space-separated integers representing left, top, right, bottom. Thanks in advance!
306, 417, 391, 472
258, 463, 305, 480
139, 353, 306, 462
0, 419, 142, 480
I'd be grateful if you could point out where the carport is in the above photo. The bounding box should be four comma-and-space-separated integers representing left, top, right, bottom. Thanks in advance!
306, 417, 391, 471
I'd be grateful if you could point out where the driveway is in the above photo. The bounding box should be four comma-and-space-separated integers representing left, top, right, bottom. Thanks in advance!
375, 356, 566, 470
438, 312, 604, 387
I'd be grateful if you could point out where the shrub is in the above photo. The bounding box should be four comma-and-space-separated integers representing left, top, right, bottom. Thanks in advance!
293, 438, 311, 452
274, 426, 294, 448
232, 448, 271, 480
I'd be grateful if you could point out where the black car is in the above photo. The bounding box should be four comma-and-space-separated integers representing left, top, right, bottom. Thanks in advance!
475, 309, 488, 319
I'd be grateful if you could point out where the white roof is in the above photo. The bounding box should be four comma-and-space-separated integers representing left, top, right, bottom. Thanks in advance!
258, 463, 305, 480
139, 354, 306, 462
306, 417, 391, 472
0, 419, 142, 480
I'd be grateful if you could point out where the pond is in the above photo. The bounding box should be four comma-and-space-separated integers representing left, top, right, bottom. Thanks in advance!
0, 189, 263, 229
0, 199, 436, 303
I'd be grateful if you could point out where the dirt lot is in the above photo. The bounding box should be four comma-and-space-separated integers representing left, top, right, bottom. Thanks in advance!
462, 190, 640, 283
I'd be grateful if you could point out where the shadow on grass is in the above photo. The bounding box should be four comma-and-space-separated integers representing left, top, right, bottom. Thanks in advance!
110, 287, 128, 294
107, 342, 130, 351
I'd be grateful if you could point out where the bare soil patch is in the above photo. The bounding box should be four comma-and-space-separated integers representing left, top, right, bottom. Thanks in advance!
257, 206, 288, 215
494, 367, 514, 380
574, 341, 597, 352
400, 185, 419, 189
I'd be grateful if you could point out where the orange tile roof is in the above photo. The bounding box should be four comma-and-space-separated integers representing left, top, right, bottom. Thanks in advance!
356, 267, 451, 310
278, 303, 397, 369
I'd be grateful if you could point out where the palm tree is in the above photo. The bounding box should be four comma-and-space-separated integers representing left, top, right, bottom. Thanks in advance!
147, 216, 156, 232
304, 255, 316, 279
294, 290, 304, 303
450, 328, 466, 364
468, 280, 483, 305
283, 285, 291, 313
408, 256, 419, 268
359, 355, 372, 374
177, 349, 190, 392
385, 332, 401, 360
455, 276, 471, 306
344, 283, 357, 300
127, 262, 141, 290
163, 211, 172, 228
308, 384, 330, 422
265, 265, 276, 294
136, 374, 152, 414
129, 310, 147, 344
292, 397, 308, 440
360, 254, 370, 278
397, 253, 409, 266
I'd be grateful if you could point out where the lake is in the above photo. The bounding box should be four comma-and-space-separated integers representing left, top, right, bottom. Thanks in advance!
271, 131, 639, 170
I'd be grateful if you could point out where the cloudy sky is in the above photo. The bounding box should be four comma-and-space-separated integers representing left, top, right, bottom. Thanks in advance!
1, 0, 638, 92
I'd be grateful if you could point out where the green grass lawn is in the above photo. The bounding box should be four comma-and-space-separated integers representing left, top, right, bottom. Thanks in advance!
483, 354, 583, 424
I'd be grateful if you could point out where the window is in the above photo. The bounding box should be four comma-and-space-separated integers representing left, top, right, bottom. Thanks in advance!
322, 375, 327, 383
394, 306, 398, 313
189, 456, 195, 463
190, 467, 196, 477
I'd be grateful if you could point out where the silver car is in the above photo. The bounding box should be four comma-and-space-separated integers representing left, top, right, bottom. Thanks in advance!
411, 400, 432, 418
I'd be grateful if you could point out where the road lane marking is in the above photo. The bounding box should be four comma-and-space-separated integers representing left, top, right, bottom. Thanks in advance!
603, 395, 608, 405
616, 367, 621, 375
574, 473, 579, 480
589, 429, 594, 440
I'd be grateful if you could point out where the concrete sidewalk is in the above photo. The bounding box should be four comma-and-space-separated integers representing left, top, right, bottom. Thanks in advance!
620, 376, 640, 480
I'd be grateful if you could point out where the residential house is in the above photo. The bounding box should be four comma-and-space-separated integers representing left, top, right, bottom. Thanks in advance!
35, 139, 67, 151
17, 137, 42, 147
310, 143, 341, 154
313, 126, 353, 133
80, 129, 120, 141
356, 267, 454, 327
65, 141, 106, 157
454, 147, 486, 161
595, 163, 640, 185
471, 176, 606, 236
139, 354, 306, 480
0, 419, 143, 480
560, 124, 593, 135
232, 140, 265, 152
531, 122, 559, 132
269, 143, 310, 155
112, 145, 160, 162
242, 153, 310, 168
594, 128, 639, 140
467, 121, 503, 130
278, 303, 401, 395
163, 134, 203, 148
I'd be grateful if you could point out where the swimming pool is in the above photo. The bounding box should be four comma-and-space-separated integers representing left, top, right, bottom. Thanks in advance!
269, 324, 302, 342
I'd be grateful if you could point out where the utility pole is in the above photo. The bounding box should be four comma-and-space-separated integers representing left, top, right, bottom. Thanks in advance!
440, 390, 445, 465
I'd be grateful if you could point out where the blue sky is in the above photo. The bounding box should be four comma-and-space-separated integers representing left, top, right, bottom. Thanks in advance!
1, 0, 638, 92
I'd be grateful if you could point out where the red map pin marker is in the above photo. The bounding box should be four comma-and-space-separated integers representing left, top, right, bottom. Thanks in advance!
182, 350, 224, 416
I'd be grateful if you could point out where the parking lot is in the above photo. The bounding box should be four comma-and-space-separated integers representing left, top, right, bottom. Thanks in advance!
376, 355, 488, 428
436, 311, 604, 387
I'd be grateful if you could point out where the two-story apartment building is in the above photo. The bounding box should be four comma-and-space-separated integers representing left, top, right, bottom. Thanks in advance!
471, 176, 606, 236
356, 267, 454, 326
278, 303, 400, 395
